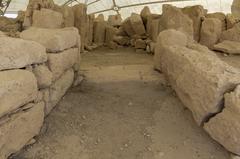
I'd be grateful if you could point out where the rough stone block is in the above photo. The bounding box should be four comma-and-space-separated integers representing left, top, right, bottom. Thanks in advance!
129, 13, 146, 35
0, 102, 44, 158
93, 21, 107, 45
135, 39, 146, 49
0, 70, 38, 118
33, 65, 53, 89
0, 37, 47, 71
47, 48, 79, 81
206, 12, 227, 31
122, 18, 135, 37
20, 27, 79, 53
221, 23, 240, 42
214, 40, 240, 54
32, 8, 63, 28
108, 15, 122, 27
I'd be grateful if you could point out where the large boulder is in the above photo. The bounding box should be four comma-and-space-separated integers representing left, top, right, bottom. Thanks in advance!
206, 12, 227, 31
204, 85, 240, 155
129, 13, 146, 35
45, 69, 74, 115
199, 18, 222, 49
226, 14, 240, 29
0, 16, 20, 33
32, 8, 63, 28
0, 102, 44, 159
54, 5, 74, 27
0, 37, 47, 71
159, 4, 194, 38
20, 27, 79, 53
0, 70, 38, 118
105, 26, 118, 45
214, 40, 240, 54
32, 65, 53, 89
155, 29, 240, 125
182, 5, 205, 41
47, 48, 79, 81
221, 23, 240, 42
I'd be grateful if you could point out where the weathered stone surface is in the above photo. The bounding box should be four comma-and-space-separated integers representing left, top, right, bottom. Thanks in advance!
72, 3, 87, 52
135, 39, 146, 49
54, 5, 74, 27
146, 14, 161, 42
154, 29, 188, 71
105, 26, 118, 45
0, 70, 38, 118
182, 5, 205, 41
155, 29, 240, 125
204, 85, 240, 155
32, 8, 63, 28
108, 41, 118, 49
200, 18, 222, 49
129, 13, 146, 35
108, 15, 122, 27
159, 4, 194, 38
87, 14, 94, 45
33, 65, 53, 89
95, 14, 104, 21
113, 36, 130, 46
0, 102, 44, 159
93, 21, 107, 45
226, 14, 240, 29
221, 23, 240, 42
45, 69, 74, 115
206, 12, 227, 31
23, 0, 55, 28
0, 37, 47, 71
116, 26, 128, 36
214, 40, 240, 54
0, 16, 20, 33
47, 48, 78, 81
140, 6, 151, 25
20, 27, 79, 52
232, 0, 240, 19
122, 18, 135, 37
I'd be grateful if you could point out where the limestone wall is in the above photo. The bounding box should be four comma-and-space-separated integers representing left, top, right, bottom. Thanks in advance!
154, 29, 240, 156
0, 26, 81, 158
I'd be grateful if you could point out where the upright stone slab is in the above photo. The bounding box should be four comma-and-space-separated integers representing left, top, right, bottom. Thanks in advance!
232, 0, 240, 19
105, 26, 118, 45
204, 85, 240, 155
140, 6, 151, 25
20, 27, 79, 52
200, 18, 222, 49
156, 29, 240, 125
0, 70, 38, 118
146, 14, 161, 42
54, 5, 74, 27
47, 48, 79, 81
0, 37, 47, 71
32, 8, 63, 28
122, 17, 135, 37
221, 23, 240, 42
159, 4, 194, 39
87, 14, 95, 45
0, 102, 44, 159
108, 15, 122, 27
130, 13, 146, 35
93, 20, 107, 45
182, 5, 205, 41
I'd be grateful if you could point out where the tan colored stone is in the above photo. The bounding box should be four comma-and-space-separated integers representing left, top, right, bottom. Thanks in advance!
93, 21, 107, 45
20, 27, 79, 53
154, 29, 188, 71
108, 15, 122, 27
232, 0, 240, 19
33, 65, 53, 89
204, 85, 240, 155
155, 29, 240, 125
206, 12, 227, 31
32, 8, 63, 28
159, 4, 194, 38
200, 18, 222, 49
47, 48, 79, 81
113, 36, 130, 46
182, 5, 205, 41
0, 37, 47, 71
0, 70, 38, 118
140, 6, 151, 25
45, 69, 74, 115
0, 16, 20, 33
226, 14, 240, 29
129, 13, 146, 35
214, 40, 240, 54
87, 14, 95, 45
122, 17, 135, 37
0, 102, 44, 159
105, 26, 118, 45
108, 41, 118, 49
221, 23, 240, 42
135, 39, 146, 49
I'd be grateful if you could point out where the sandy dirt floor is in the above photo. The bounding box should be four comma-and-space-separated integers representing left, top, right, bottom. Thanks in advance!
13, 47, 234, 159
